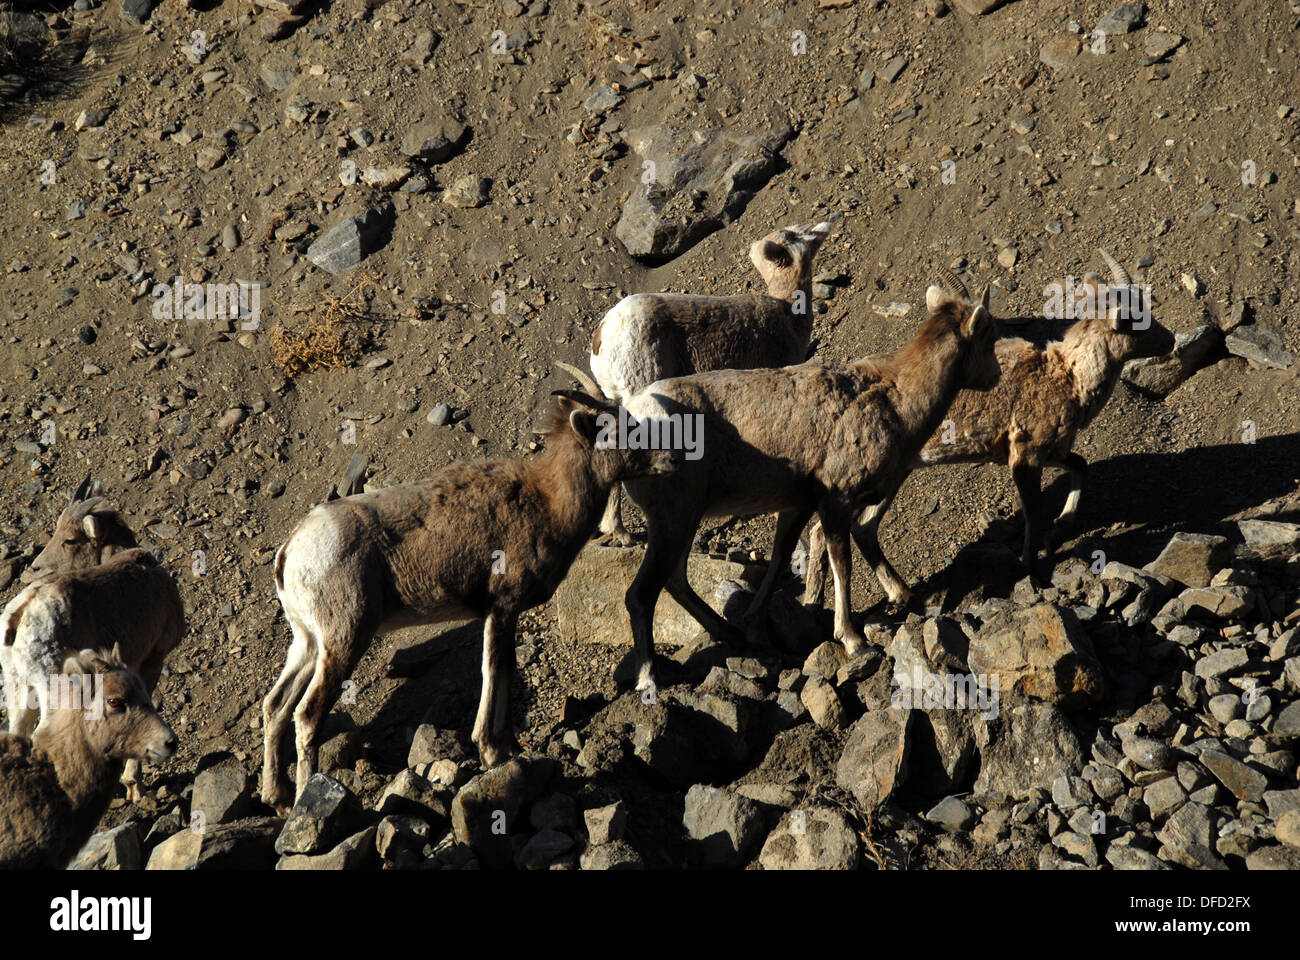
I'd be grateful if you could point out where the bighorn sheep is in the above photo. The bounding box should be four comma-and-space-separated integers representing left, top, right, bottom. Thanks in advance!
24, 477, 139, 581
558, 220, 833, 543
803, 250, 1176, 608
261, 391, 677, 810
617, 285, 1001, 690
1, 480, 185, 802
0, 647, 177, 870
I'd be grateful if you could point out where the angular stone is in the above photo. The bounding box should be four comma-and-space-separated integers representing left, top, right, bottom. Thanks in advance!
682, 784, 764, 868
450, 757, 554, 869
967, 604, 1102, 709
974, 701, 1085, 800
1145, 533, 1231, 588
275, 775, 364, 856
1226, 326, 1292, 370
836, 709, 912, 809
277, 826, 377, 870
306, 203, 396, 275
190, 752, 255, 825
69, 823, 142, 871
399, 117, 468, 163
584, 802, 628, 845
615, 123, 795, 260
759, 806, 860, 870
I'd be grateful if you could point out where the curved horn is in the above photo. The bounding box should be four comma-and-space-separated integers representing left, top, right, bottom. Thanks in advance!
551, 389, 615, 413
69, 474, 93, 505
68, 496, 106, 520
1098, 249, 1131, 287
936, 266, 971, 301
555, 361, 605, 399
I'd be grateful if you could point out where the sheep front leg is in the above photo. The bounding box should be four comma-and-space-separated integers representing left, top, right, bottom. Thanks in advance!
1012, 463, 1045, 570
597, 485, 634, 547
820, 505, 867, 654
473, 611, 519, 767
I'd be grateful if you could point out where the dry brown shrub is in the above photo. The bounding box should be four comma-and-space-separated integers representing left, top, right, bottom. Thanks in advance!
270, 275, 378, 378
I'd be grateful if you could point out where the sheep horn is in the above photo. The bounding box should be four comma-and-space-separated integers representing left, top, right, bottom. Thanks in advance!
936, 266, 971, 301
69, 474, 93, 505
551, 389, 616, 413
1098, 249, 1131, 287
68, 496, 106, 520
555, 361, 605, 399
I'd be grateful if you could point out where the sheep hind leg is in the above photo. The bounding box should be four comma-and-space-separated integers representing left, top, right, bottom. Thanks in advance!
849, 495, 910, 614
742, 507, 816, 639
260, 612, 317, 812
1046, 453, 1088, 548
821, 505, 868, 654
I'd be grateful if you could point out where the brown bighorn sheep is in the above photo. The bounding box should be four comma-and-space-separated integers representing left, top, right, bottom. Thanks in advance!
803, 250, 1177, 607
24, 477, 139, 582
0, 647, 177, 869
2, 485, 185, 803
261, 391, 678, 811
618, 286, 1000, 690
558, 220, 833, 544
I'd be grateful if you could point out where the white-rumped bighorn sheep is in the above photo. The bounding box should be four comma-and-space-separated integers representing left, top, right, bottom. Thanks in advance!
803, 250, 1176, 608
558, 220, 833, 543
1, 479, 185, 802
617, 285, 1001, 691
0, 647, 177, 869
261, 390, 678, 810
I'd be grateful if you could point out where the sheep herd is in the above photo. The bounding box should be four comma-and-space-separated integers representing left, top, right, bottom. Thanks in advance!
0, 221, 1177, 868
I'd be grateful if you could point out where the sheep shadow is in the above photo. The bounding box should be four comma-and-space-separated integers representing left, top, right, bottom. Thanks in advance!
926, 431, 1300, 611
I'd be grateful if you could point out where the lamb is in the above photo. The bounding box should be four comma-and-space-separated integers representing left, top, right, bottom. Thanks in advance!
260, 390, 677, 811
617, 284, 1000, 691
558, 219, 833, 544
1, 481, 185, 803
0, 646, 177, 870
802, 250, 1176, 609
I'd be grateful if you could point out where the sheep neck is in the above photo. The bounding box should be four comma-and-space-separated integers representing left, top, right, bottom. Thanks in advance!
532, 441, 608, 542
1058, 321, 1122, 424
34, 712, 118, 811
878, 329, 968, 442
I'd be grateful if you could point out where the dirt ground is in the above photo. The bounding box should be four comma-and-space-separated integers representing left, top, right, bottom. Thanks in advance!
0, 0, 1296, 860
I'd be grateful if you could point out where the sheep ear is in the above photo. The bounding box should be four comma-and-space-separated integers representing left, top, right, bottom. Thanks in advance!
761, 239, 792, 267
110, 642, 123, 664
963, 287, 992, 336
798, 221, 832, 249
83, 514, 103, 540
568, 409, 600, 446
925, 285, 946, 312
62, 652, 87, 676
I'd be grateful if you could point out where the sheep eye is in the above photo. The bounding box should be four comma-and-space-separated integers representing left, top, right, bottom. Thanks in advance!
106, 697, 124, 710
64, 538, 79, 545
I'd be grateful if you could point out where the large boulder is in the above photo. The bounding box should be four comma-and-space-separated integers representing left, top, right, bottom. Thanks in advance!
615, 123, 796, 261
758, 806, 860, 870
967, 604, 1102, 709
835, 709, 912, 810
973, 700, 1085, 800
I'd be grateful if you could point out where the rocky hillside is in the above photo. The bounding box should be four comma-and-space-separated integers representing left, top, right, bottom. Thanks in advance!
0, 0, 1297, 870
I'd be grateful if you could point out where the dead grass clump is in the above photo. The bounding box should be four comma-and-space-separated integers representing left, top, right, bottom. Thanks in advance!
270, 276, 377, 378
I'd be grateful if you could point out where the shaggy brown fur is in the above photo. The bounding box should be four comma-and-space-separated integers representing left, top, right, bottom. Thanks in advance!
0, 649, 175, 869
803, 253, 1177, 606
261, 392, 677, 811
619, 287, 1000, 689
